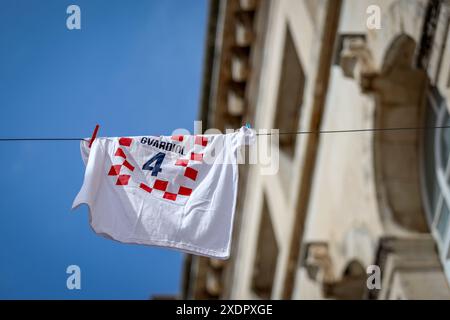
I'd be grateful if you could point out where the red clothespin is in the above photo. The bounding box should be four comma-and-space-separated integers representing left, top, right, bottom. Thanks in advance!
88, 124, 100, 148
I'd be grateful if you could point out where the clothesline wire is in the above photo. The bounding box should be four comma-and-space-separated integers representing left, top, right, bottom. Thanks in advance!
0, 125, 450, 141
0, 138, 86, 141
255, 125, 450, 135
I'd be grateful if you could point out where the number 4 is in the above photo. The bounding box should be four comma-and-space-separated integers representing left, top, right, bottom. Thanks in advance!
143, 152, 166, 176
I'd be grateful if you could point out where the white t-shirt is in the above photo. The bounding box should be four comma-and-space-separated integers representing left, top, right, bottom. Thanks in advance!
72, 126, 255, 259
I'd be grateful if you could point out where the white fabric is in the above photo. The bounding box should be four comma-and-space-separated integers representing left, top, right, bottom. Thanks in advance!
72, 126, 255, 259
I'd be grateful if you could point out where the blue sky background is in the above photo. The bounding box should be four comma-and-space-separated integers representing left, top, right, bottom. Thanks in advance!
0, 0, 207, 299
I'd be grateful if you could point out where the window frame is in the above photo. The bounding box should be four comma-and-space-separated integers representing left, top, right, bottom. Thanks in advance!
421, 90, 450, 280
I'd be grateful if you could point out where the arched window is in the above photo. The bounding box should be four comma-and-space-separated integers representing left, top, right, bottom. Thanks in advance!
421, 87, 450, 277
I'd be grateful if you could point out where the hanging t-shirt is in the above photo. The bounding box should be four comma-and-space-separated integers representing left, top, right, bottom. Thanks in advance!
72, 126, 255, 259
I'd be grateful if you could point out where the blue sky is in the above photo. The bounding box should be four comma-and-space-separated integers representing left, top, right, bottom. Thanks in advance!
0, 0, 207, 299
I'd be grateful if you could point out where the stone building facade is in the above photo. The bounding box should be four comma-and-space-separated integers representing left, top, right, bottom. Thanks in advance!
182, 0, 450, 299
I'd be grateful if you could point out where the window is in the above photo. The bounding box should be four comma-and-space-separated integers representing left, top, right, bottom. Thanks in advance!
251, 195, 279, 299
422, 88, 450, 278
274, 27, 305, 159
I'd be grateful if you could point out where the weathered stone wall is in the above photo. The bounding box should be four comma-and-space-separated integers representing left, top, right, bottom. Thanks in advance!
187, 0, 450, 300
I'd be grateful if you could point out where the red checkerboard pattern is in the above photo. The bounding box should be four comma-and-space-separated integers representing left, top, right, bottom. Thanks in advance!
116, 174, 130, 186
108, 139, 135, 186
115, 148, 126, 158
184, 167, 198, 181
139, 183, 152, 193
178, 186, 192, 196
175, 135, 209, 183
139, 180, 193, 203
175, 159, 189, 167
195, 135, 208, 147
153, 179, 168, 191
109, 134, 209, 203
119, 137, 132, 147
190, 152, 203, 162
